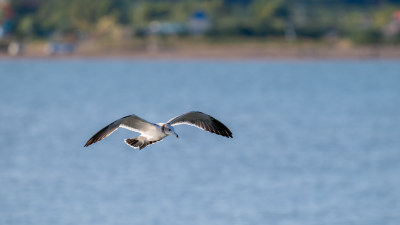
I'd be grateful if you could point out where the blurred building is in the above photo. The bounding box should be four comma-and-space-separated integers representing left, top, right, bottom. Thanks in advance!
147, 21, 185, 35
383, 10, 400, 37
146, 10, 211, 36
0, 0, 14, 38
187, 10, 211, 35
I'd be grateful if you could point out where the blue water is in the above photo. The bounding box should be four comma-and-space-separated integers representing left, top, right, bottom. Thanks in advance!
0, 59, 399, 225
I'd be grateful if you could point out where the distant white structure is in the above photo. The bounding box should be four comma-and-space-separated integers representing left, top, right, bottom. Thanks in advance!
7, 41, 22, 56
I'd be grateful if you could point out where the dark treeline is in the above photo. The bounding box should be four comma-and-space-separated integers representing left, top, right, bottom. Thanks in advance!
5, 0, 400, 44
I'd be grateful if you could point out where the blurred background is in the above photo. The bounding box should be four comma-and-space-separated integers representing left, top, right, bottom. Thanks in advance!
1, 1, 400, 225
0, 0, 400, 57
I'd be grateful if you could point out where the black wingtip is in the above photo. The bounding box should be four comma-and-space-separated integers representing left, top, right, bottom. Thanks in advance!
84, 141, 91, 147
84, 136, 97, 147
225, 132, 233, 138
210, 117, 233, 138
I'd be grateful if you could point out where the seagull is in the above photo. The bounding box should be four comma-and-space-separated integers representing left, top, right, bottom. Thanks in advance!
84, 111, 233, 150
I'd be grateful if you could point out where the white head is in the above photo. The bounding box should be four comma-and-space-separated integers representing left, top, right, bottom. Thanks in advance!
163, 124, 179, 138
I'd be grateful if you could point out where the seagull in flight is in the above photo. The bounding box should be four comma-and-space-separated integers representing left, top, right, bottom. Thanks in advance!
84, 111, 232, 150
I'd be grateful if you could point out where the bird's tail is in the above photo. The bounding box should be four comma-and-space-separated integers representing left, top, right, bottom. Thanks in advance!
124, 136, 159, 150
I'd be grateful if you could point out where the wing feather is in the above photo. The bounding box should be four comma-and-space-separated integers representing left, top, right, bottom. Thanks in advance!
167, 111, 233, 138
84, 115, 157, 147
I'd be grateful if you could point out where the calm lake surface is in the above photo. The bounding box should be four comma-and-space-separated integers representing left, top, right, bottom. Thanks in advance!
0, 59, 399, 225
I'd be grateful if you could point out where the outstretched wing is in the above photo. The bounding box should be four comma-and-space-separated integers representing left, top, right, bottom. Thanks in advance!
167, 111, 233, 138
84, 115, 157, 147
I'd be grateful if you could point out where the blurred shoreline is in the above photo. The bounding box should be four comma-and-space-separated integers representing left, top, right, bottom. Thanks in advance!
2, 0, 400, 60
1, 41, 400, 60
